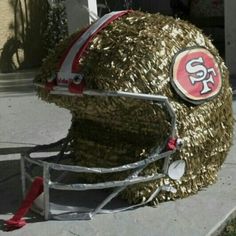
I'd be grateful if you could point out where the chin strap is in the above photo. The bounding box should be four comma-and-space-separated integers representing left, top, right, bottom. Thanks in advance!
5, 177, 44, 231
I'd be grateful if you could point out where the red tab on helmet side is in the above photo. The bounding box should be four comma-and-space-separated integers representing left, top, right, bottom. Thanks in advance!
68, 78, 86, 94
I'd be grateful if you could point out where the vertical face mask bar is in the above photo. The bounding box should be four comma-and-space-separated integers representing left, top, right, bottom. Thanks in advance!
21, 90, 181, 220
20, 155, 26, 198
162, 101, 177, 174
43, 163, 50, 220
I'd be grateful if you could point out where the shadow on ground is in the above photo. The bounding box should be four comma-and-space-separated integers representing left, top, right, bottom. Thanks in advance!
0, 159, 22, 214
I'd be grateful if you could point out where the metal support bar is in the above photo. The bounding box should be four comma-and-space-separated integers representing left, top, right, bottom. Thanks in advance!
43, 163, 50, 220
48, 150, 175, 174
20, 155, 26, 197
50, 173, 165, 191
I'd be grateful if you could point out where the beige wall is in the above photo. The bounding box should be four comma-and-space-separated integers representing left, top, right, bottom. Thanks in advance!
0, 0, 50, 72
0, 1, 13, 51
65, 0, 97, 34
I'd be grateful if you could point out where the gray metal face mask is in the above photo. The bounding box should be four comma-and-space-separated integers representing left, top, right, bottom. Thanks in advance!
27, 11, 185, 220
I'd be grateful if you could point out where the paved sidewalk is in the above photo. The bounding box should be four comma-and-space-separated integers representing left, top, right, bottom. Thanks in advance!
0, 72, 236, 236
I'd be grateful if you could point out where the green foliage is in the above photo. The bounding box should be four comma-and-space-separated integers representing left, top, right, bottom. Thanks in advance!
44, 1, 68, 53
0, 0, 68, 72
220, 218, 236, 236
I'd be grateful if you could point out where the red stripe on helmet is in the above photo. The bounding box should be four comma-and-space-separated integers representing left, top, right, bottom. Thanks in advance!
57, 27, 88, 71
71, 10, 131, 73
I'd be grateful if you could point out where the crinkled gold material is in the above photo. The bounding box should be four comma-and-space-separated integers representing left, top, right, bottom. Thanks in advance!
35, 11, 234, 205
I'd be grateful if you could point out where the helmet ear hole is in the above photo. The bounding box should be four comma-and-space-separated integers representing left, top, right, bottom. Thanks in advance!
73, 74, 83, 85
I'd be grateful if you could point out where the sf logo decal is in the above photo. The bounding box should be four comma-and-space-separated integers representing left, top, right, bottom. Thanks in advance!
171, 48, 222, 104
186, 57, 216, 94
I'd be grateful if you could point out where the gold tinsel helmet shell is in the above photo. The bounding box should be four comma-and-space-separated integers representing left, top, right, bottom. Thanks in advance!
35, 11, 233, 204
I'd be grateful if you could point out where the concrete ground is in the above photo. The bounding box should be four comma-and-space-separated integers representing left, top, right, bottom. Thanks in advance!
0, 72, 236, 236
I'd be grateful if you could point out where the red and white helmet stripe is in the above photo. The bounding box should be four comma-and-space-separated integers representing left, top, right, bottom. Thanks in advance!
54, 10, 131, 92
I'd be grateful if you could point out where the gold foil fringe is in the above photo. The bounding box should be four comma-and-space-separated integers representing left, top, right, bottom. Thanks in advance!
35, 11, 234, 205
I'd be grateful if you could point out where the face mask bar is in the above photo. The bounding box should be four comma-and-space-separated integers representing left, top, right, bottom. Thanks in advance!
22, 85, 184, 221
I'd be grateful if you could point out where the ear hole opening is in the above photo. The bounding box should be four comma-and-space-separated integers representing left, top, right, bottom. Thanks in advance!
73, 74, 83, 84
